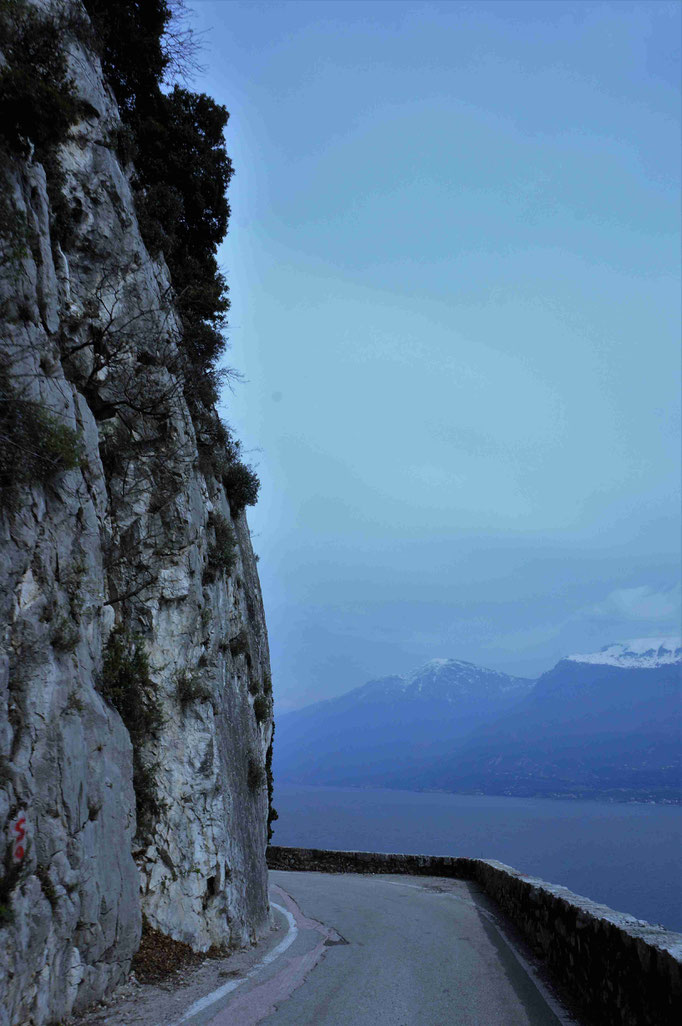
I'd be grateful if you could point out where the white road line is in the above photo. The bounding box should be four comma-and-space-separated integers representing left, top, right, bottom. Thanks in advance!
172, 902, 298, 1025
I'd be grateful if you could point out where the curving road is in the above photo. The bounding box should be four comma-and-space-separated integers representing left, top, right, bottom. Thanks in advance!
183, 871, 579, 1026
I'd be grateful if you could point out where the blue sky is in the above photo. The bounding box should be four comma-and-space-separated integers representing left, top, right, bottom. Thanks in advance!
187, 0, 681, 708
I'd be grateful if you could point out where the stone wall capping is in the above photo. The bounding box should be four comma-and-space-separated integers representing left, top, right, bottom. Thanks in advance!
267, 844, 682, 1026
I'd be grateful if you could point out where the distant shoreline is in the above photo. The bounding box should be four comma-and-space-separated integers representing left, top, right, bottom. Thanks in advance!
275, 781, 682, 806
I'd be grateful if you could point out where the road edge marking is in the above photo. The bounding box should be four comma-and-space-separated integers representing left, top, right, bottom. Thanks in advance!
171, 902, 298, 1025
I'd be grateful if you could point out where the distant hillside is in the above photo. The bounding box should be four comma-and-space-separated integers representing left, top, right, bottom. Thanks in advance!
274, 639, 682, 802
418, 638, 681, 801
273, 658, 534, 786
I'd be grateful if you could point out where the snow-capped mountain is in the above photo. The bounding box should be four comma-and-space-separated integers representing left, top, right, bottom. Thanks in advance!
354, 658, 532, 703
275, 642, 681, 801
567, 637, 681, 669
273, 658, 534, 787
420, 640, 681, 800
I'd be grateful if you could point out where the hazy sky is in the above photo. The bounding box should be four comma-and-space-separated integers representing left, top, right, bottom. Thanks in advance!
187, 0, 681, 709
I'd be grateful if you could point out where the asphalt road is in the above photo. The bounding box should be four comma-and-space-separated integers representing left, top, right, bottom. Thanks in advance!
191, 870, 575, 1026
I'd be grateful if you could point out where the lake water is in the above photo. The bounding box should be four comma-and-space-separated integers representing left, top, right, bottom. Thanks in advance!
271, 785, 682, 933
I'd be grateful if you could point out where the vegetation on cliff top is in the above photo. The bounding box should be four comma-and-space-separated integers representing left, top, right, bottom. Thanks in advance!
0, 0, 88, 160
0, 0, 259, 513
83, 0, 259, 510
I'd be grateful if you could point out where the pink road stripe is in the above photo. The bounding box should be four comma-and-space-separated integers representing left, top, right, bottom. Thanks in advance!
206, 884, 342, 1026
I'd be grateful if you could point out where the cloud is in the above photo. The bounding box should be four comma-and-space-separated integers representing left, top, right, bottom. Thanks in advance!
580, 584, 681, 623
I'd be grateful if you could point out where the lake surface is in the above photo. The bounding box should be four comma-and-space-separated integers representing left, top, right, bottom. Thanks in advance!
271, 785, 682, 932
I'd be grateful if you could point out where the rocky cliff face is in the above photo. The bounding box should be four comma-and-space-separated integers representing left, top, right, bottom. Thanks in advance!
0, 4, 273, 1024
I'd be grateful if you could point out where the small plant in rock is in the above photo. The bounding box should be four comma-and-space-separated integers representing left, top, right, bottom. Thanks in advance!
247, 755, 264, 792
253, 694, 269, 725
0, 190, 30, 278
203, 513, 235, 583
65, 691, 85, 714
228, 629, 248, 659
133, 762, 164, 829
50, 614, 79, 652
0, 856, 23, 928
266, 726, 278, 842
222, 460, 259, 516
37, 414, 84, 470
176, 671, 211, 709
247, 676, 260, 697
0, 366, 85, 508
99, 627, 163, 832
35, 865, 58, 910
100, 628, 162, 736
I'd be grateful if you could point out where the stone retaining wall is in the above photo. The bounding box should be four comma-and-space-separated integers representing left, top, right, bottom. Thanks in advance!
267, 845, 682, 1026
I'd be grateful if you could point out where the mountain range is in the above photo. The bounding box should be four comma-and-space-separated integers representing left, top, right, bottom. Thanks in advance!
274, 638, 682, 802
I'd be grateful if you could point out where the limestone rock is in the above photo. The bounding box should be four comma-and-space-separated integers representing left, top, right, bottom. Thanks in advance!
0, 4, 273, 1022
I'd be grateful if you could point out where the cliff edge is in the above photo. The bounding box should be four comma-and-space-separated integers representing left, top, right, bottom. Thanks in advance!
0, 3, 273, 1023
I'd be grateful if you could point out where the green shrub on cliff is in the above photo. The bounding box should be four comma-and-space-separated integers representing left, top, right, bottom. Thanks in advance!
0, 1, 97, 248
99, 627, 163, 831
83, 2, 232, 386
0, 365, 84, 507
253, 694, 270, 725
132, 85, 232, 369
81, 0, 170, 117
266, 726, 278, 842
204, 513, 236, 583
222, 460, 260, 515
0, 0, 86, 159
83, 1, 260, 513
176, 670, 211, 709
247, 755, 265, 792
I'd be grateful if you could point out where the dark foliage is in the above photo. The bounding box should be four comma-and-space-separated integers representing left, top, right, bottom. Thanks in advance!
83, 2, 233, 382
82, 0, 171, 117
0, 365, 84, 507
99, 627, 163, 830
265, 724, 278, 842
82, 1, 261, 517
0, 1, 86, 159
228, 629, 249, 659
247, 755, 264, 792
196, 418, 260, 514
0, 857, 22, 927
0, 1, 93, 247
253, 694, 269, 725
134, 86, 232, 285
176, 670, 211, 709
196, 414, 237, 477
0, 188, 29, 276
35, 865, 58, 910
204, 513, 236, 582
222, 460, 259, 515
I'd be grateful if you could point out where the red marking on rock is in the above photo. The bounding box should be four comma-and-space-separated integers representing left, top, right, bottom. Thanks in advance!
10, 813, 27, 863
